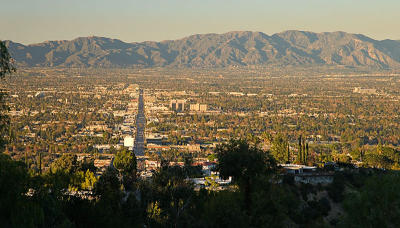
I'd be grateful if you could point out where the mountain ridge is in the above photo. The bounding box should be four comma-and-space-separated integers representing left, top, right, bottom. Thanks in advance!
4, 31, 400, 69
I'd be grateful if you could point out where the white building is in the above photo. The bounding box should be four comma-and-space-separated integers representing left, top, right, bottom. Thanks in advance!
353, 87, 378, 95
190, 103, 207, 112
124, 136, 134, 149
280, 164, 317, 174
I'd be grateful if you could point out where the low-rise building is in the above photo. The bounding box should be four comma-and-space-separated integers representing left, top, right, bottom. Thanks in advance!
280, 164, 333, 184
124, 136, 134, 150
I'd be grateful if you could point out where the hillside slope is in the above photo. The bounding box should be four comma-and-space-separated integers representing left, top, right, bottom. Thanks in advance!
5, 31, 400, 68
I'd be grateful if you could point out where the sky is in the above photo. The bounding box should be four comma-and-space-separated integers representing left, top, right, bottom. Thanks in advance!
1, 0, 399, 44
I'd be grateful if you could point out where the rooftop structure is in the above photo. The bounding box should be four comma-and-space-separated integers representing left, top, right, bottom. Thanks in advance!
280, 164, 317, 174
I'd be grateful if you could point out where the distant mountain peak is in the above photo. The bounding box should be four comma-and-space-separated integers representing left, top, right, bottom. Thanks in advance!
5, 31, 400, 69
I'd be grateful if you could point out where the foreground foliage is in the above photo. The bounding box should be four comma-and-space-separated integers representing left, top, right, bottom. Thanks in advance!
2, 141, 400, 227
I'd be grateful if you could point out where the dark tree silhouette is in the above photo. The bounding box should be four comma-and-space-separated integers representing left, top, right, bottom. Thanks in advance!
0, 41, 15, 150
216, 139, 276, 214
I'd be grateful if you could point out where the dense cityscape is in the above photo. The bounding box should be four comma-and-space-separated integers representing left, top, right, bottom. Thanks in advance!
2, 0, 400, 227
2, 66, 400, 226
6, 67, 400, 170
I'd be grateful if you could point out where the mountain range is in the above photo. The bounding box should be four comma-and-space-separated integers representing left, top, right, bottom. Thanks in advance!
5, 31, 400, 68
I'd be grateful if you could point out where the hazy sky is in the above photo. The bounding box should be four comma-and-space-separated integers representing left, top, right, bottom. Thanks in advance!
1, 0, 399, 44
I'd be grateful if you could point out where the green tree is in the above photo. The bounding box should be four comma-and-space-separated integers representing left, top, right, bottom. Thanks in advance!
0, 40, 15, 151
0, 41, 15, 78
81, 169, 97, 190
251, 177, 300, 227
200, 191, 248, 227
204, 174, 219, 191
79, 157, 97, 173
298, 136, 303, 164
93, 167, 124, 227
305, 142, 309, 164
50, 153, 78, 174
271, 134, 289, 163
94, 167, 122, 200
342, 174, 400, 227
113, 148, 137, 189
114, 149, 137, 175
144, 164, 195, 227
216, 139, 276, 214
0, 153, 43, 227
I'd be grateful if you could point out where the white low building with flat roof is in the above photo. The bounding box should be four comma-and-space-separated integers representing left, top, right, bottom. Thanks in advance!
124, 136, 135, 149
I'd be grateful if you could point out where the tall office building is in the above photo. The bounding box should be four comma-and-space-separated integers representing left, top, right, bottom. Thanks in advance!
199, 104, 207, 112
170, 99, 186, 112
190, 103, 200, 111
190, 103, 207, 112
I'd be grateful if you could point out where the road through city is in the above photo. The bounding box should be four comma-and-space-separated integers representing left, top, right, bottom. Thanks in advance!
134, 89, 145, 156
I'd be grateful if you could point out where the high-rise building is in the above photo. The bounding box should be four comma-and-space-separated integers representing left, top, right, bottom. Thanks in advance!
178, 102, 184, 112
170, 99, 186, 112
199, 104, 207, 112
171, 102, 177, 111
190, 103, 200, 111
190, 103, 207, 112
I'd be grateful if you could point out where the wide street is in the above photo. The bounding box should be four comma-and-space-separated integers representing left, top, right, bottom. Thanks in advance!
134, 89, 146, 156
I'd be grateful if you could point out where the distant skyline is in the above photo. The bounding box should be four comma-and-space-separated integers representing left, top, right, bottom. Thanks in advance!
1, 0, 399, 44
